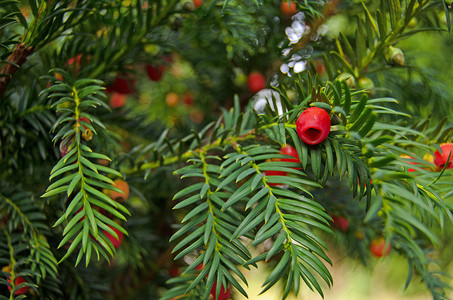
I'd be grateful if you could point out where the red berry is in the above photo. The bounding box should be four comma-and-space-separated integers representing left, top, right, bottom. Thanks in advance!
79, 116, 90, 122
263, 169, 287, 186
265, 145, 300, 186
189, 109, 204, 124
296, 107, 331, 145
7, 275, 29, 295
247, 72, 266, 93
168, 263, 179, 277
280, 145, 300, 164
55, 73, 63, 81
210, 281, 231, 300
110, 92, 126, 108
315, 63, 325, 75
103, 225, 124, 249
193, 0, 202, 8
330, 215, 349, 232
183, 93, 193, 106
370, 237, 391, 257
280, 1, 297, 16
434, 143, 453, 170
146, 64, 165, 81
165, 92, 179, 107
67, 54, 83, 74
67, 54, 82, 66
110, 75, 135, 94
108, 179, 130, 203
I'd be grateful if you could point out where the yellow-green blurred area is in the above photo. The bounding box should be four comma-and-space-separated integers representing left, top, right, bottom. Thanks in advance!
400, 30, 453, 88
233, 246, 447, 299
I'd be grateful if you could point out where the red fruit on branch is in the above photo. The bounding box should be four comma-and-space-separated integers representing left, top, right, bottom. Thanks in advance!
210, 281, 231, 300
67, 54, 84, 74
434, 143, 453, 170
264, 145, 300, 186
146, 64, 165, 81
193, 0, 202, 8
263, 169, 287, 186
103, 225, 124, 249
110, 92, 126, 108
280, 145, 300, 164
108, 179, 130, 203
247, 71, 266, 93
165, 92, 179, 107
189, 109, 204, 124
331, 214, 349, 232
280, 1, 298, 16
7, 275, 29, 295
296, 107, 331, 145
183, 93, 193, 106
108, 74, 135, 95
67, 54, 82, 67
168, 263, 179, 277
370, 237, 391, 258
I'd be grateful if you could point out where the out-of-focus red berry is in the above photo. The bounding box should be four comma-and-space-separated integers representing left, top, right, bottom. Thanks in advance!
247, 72, 266, 93
210, 281, 231, 300
103, 225, 124, 249
370, 237, 391, 258
281, 1, 298, 16
110, 92, 126, 108
330, 215, 349, 232
434, 143, 453, 170
146, 64, 165, 81
193, 0, 202, 8
183, 93, 193, 106
7, 275, 29, 295
108, 75, 135, 95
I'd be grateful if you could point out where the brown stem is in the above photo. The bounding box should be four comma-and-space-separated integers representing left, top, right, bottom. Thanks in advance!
289, 0, 342, 55
0, 43, 34, 99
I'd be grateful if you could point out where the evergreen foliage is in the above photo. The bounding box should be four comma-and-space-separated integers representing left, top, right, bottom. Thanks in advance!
1, 0, 453, 299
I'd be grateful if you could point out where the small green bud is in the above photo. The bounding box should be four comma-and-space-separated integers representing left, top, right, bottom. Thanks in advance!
407, 17, 417, 28
385, 46, 405, 66
358, 77, 375, 96
171, 16, 183, 31
337, 73, 356, 88
183, 1, 195, 12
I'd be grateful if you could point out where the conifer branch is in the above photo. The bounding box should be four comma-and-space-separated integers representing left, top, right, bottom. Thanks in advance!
0, 43, 34, 99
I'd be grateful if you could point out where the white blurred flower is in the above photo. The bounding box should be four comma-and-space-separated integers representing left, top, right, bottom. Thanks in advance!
252, 89, 286, 116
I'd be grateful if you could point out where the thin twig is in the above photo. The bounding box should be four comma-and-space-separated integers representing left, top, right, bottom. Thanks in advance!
0, 43, 34, 99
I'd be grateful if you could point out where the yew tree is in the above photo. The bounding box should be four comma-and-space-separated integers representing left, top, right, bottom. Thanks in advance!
1, 0, 453, 299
